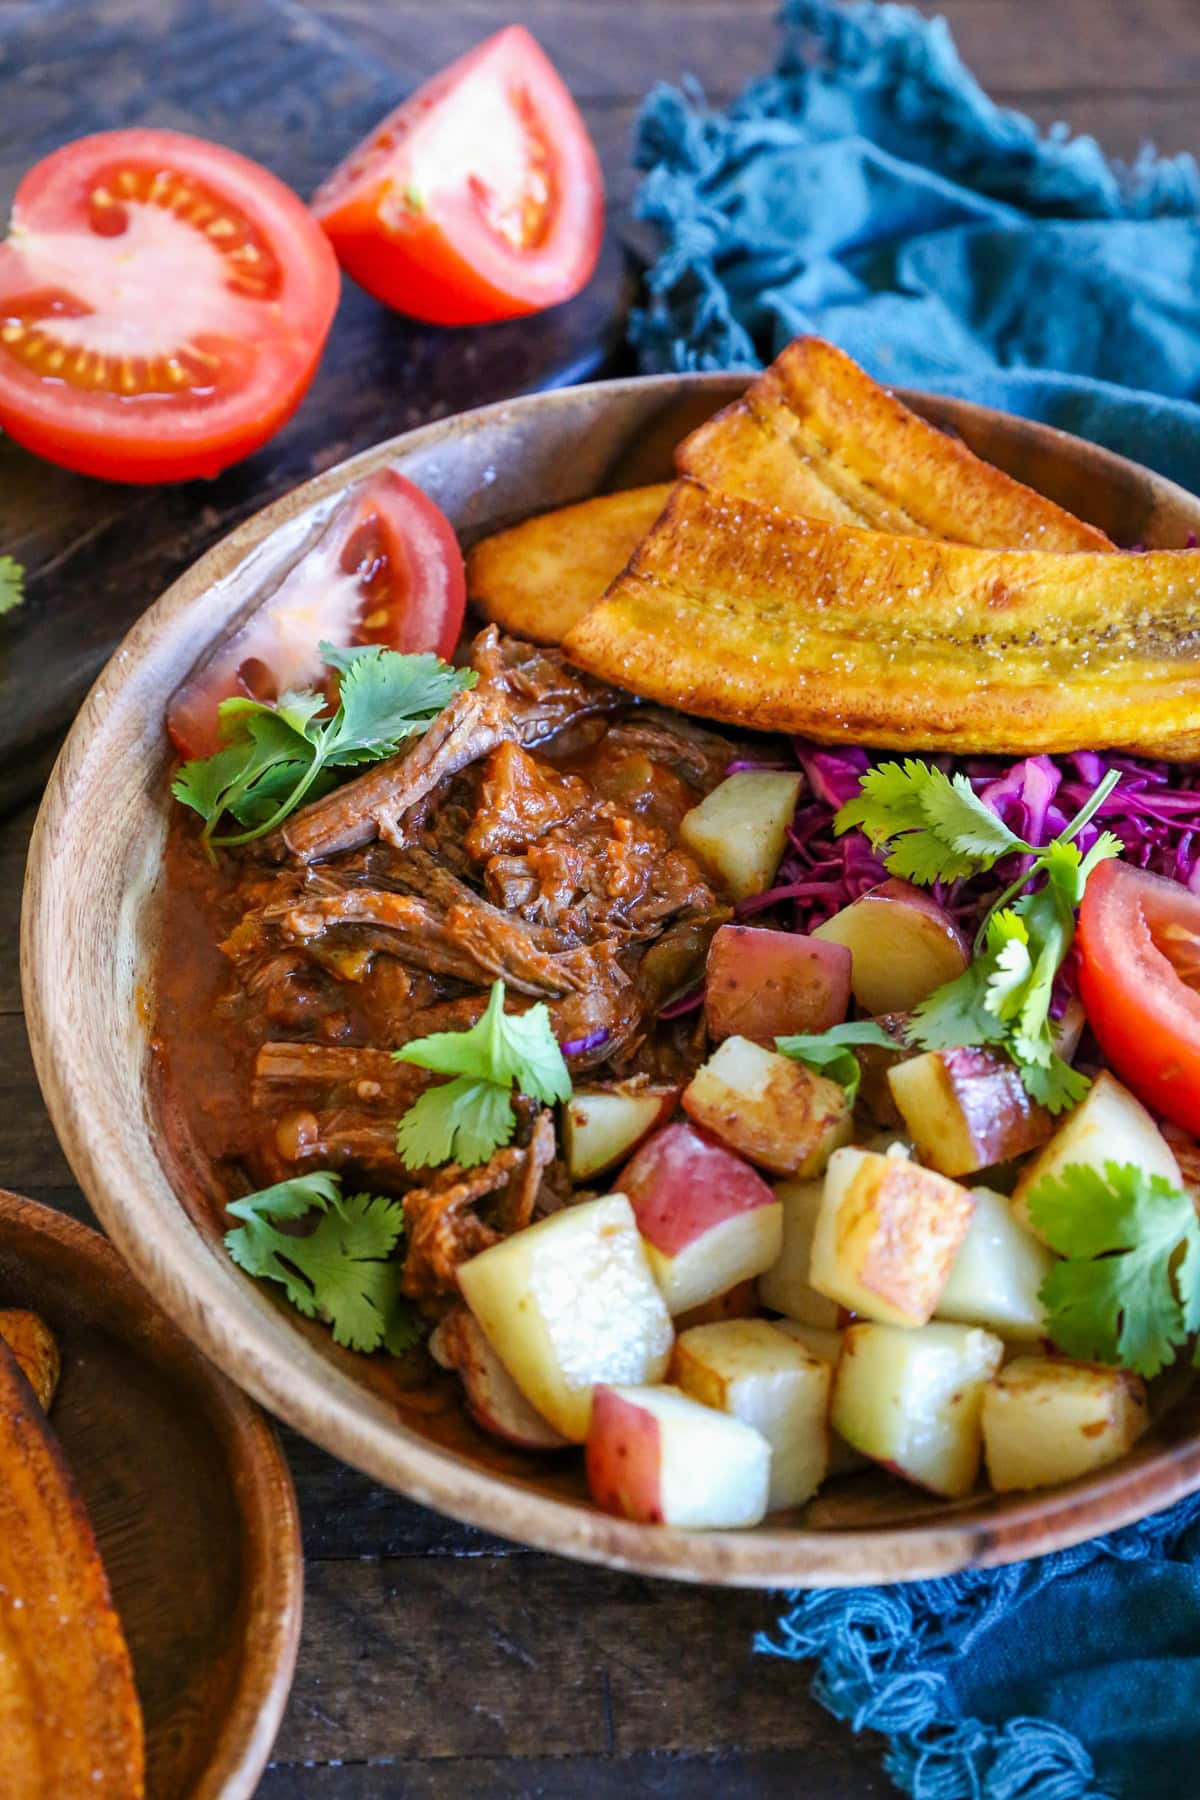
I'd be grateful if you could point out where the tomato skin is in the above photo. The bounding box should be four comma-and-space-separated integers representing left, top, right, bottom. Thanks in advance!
0, 129, 340, 483
313, 27, 604, 326
167, 469, 466, 760
1077, 858, 1200, 1131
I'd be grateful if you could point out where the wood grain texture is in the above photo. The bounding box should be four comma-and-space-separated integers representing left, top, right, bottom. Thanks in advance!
0, 1189, 303, 1799
4, 0, 1200, 1793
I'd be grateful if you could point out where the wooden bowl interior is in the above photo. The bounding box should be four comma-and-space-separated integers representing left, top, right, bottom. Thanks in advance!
22, 373, 1200, 1587
0, 1191, 301, 1799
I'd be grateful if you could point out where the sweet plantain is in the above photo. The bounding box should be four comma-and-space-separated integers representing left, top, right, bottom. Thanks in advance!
0, 1338, 144, 1798
0, 1310, 60, 1411
563, 479, 1200, 759
466, 483, 674, 642
676, 335, 1113, 551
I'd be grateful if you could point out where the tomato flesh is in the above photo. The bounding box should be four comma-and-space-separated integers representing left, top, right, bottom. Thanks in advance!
313, 27, 604, 326
167, 469, 466, 759
0, 129, 340, 482
1078, 858, 1200, 1130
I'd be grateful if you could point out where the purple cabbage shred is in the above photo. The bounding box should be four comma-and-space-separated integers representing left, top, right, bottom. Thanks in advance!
561, 1028, 610, 1057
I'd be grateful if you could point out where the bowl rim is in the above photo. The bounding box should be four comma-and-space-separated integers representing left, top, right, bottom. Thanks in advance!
22, 369, 1200, 1589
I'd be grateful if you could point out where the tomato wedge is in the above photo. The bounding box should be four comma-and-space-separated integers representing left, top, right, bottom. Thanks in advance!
0, 129, 339, 483
1077, 858, 1200, 1131
167, 469, 466, 759
312, 26, 604, 326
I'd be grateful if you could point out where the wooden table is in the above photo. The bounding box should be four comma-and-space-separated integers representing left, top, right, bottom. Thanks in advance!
2, 1, 1196, 1791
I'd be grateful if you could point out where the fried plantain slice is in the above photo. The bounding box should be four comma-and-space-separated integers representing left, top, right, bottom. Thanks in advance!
0, 1339, 144, 1798
676, 336, 1113, 551
0, 1311, 59, 1411
563, 479, 1200, 759
466, 483, 674, 642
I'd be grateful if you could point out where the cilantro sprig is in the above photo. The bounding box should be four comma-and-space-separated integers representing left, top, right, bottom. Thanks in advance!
172, 642, 475, 848
0, 556, 24, 615
394, 980, 572, 1170
775, 1020, 898, 1106
1026, 1161, 1200, 1378
224, 1171, 420, 1355
835, 759, 1123, 1112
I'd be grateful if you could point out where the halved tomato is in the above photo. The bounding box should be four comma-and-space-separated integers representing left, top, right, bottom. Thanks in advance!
166, 469, 466, 759
313, 26, 604, 326
0, 129, 339, 483
1078, 859, 1200, 1131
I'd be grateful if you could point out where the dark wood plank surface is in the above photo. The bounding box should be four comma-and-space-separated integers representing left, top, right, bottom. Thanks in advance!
2, 0, 1197, 1792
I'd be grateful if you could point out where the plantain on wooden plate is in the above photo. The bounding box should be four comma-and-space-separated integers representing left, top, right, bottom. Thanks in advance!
0, 1321, 144, 1798
470, 333, 1200, 759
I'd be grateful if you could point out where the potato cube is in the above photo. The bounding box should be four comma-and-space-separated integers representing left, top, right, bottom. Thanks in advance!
934, 1187, 1054, 1341
982, 1357, 1148, 1492
458, 1195, 673, 1441
672, 1319, 831, 1510
772, 1320, 864, 1474
679, 771, 803, 900
833, 1321, 1004, 1497
1012, 1071, 1184, 1244
586, 1384, 771, 1528
705, 925, 850, 1043
683, 1035, 852, 1177
810, 1146, 975, 1327
887, 1046, 1052, 1178
757, 1176, 840, 1329
812, 880, 968, 1014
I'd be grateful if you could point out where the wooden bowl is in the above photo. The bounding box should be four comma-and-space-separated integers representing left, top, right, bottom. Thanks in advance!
22, 374, 1200, 1588
0, 1188, 302, 1796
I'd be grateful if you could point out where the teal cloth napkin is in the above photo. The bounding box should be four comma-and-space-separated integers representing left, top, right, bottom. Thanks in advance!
630, 5, 1200, 1796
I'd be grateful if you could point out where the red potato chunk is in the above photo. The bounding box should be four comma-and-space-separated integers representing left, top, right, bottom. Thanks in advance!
428, 1307, 569, 1450
705, 925, 851, 1043
562, 1083, 680, 1182
682, 1035, 852, 1177
585, 1383, 771, 1528
887, 1046, 1052, 1178
812, 880, 969, 1015
622, 1122, 782, 1316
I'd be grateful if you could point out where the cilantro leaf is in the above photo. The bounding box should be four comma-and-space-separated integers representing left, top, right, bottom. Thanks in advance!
909, 960, 1007, 1052
1020, 1053, 1091, 1112
775, 1020, 898, 1105
0, 556, 24, 615
395, 1076, 518, 1169
982, 910, 1032, 1021
394, 982, 572, 1171
835, 758, 1025, 885
224, 1172, 418, 1354
395, 981, 571, 1105
1027, 1161, 1200, 1377
171, 645, 474, 848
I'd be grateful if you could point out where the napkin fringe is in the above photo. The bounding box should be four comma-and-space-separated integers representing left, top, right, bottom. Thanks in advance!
756, 1494, 1200, 1800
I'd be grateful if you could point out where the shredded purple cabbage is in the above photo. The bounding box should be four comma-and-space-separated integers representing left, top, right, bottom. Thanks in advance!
561, 1028, 610, 1057
747, 741, 1200, 937
659, 985, 705, 1020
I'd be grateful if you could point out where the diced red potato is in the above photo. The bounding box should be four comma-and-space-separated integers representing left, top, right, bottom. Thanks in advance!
981, 1357, 1149, 1492
933, 1188, 1053, 1342
562, 1084, 680, 1182
679, 771, 804, 901
756, 1176, 840, 1330
585, 1383, 771, 1528
887, 1046, 1053, 1179
704, 925, 850, 1043
671, 1319, 831, 1510
457, 1195, 673, 1441
810, 1145, 976, 1327
674, 1279, 758, 1333
428, 1307, 569, 1451
1012, 1070, 1184, 1243
812, 880, 969, 1014
833, 1321, 1004, 1498
682, 1036, 852, 1177
621, 1122, 783, 1316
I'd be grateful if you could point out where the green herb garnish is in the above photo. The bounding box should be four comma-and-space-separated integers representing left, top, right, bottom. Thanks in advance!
775, 1019, 898, 1106
172, 642, 475, 847
0, 556, 24, 615
224, 1171, 419, 1354
394, 979, 572, 1170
